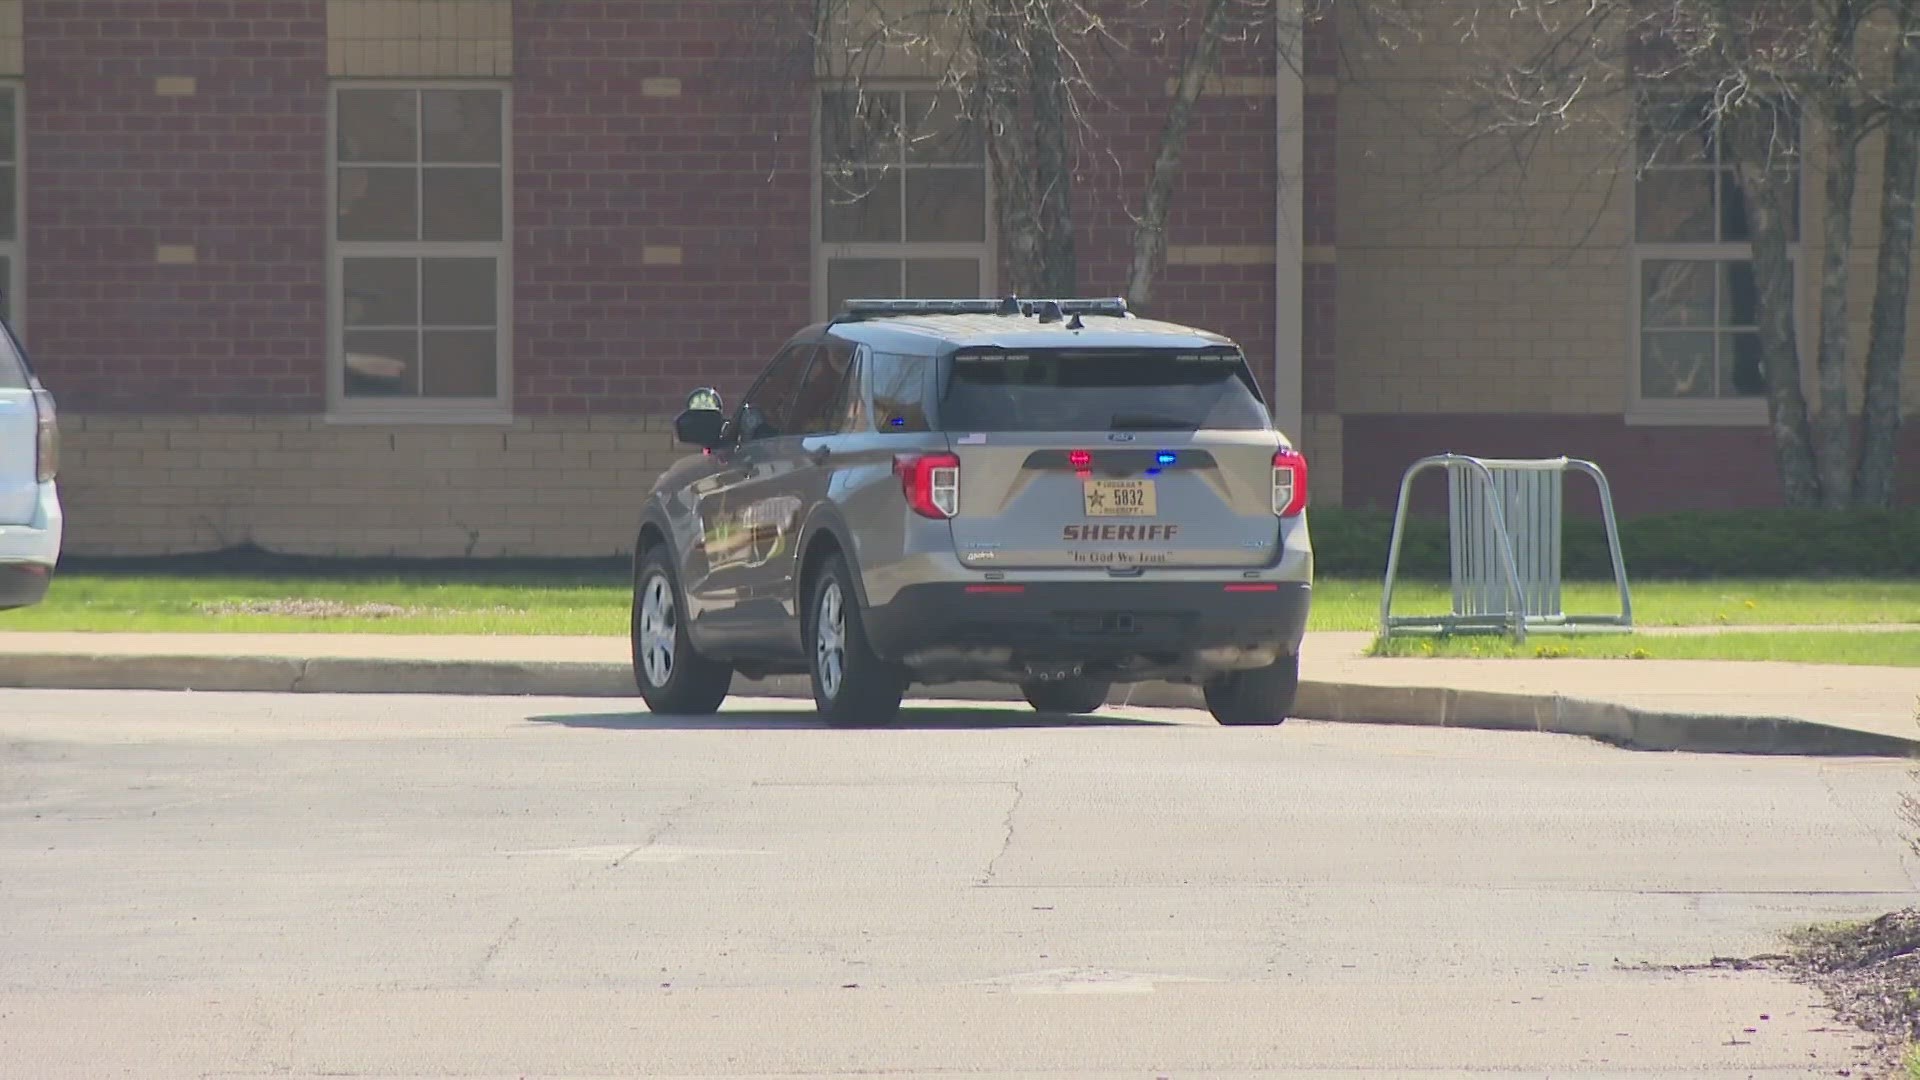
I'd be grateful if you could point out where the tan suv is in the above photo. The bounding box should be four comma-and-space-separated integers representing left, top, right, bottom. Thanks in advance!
630, 298, 1312, 727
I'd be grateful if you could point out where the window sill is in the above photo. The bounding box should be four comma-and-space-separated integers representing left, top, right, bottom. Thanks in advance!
1625, 400, 1769, 427
324, 407, 515, 427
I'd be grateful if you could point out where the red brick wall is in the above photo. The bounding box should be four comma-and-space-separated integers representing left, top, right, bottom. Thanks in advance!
25, 0, 330, 414
1020, 8, 1283, 398
1341, 414, 1920, 515
1302, 13, 1337, 414
23, 2, 1313, 419
512, 0, 814, 415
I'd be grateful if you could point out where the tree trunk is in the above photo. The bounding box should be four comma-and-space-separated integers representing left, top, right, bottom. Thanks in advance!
1811, 92, 1860, 508
1028, 4, 1077, 296
972, 0, 1046, 295
1126, 0, 1235, 313
1727, 109, 1824, 507
1856, 0, 1920, 506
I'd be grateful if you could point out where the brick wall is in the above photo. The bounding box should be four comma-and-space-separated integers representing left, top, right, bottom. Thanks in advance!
1063, 9, 1283, 402
1341, 413, 1920, 516
512, 0, 815, 415
28, 1, 1331, 556
1334, 74, 1630, 416
26, 0, 330, 414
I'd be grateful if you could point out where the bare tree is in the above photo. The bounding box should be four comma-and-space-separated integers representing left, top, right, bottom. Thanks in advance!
1348, 0, 1916, 508
798, 0, 1311, 312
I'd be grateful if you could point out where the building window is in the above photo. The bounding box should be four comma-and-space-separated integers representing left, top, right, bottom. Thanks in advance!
1633, 93, 1799, 406
817, 87, 990, 318
0, 85, 20, 330
332, 85, 509, 411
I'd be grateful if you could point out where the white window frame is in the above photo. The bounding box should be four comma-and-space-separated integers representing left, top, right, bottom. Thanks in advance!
0, 83, 23, 339
327, 80, 513, 424
1627, 96, 1802, 427
812, 82, 995, 320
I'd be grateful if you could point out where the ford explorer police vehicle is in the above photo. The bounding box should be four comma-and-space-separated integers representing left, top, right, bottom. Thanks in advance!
630, 297, 1312, 727
0, 318, 61, 610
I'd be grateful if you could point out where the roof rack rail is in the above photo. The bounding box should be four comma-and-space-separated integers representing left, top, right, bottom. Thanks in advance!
834, 296, 1132, 323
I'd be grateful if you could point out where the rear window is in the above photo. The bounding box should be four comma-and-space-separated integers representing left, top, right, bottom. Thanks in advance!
939, 348, 1269, 433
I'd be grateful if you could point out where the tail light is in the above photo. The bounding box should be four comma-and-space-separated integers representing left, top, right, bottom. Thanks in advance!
894, 452, 960, 519
1272, 447, 1307, 517
31, 387, 58, 483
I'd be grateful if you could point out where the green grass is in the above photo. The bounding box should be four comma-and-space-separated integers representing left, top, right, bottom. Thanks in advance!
1905, 1043, 1920, 1080
3, 571, 1917, 638
3, 571, 632, 636
1371, 629, 1920, 666
1370, 575, 1920, 629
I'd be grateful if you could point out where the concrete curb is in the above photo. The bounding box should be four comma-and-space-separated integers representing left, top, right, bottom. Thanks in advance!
2, 652, 1913, 758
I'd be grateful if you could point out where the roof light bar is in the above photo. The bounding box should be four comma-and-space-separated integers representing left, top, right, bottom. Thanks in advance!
837, 296, 1133, 322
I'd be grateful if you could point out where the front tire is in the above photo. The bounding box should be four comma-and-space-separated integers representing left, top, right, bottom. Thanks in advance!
1203, 653, 1298, 727
1022, 677, 1111, 715
807, 557, 904, 728
632, 546, 732, 715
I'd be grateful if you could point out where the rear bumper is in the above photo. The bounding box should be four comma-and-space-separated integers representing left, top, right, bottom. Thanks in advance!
863, 579, 1310, 680
0, 481, 63, 610
0, 560, 53, 609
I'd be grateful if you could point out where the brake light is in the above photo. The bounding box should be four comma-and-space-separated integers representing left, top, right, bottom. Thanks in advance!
1272, 448, 1307, 517
894, 452, 960, 519
31, 387, 58, 483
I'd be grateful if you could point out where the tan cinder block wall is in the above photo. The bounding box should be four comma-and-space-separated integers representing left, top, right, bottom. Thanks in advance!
328, 0, 512, 77
0, 2, 22, 75
1343, 0, 1920, 417
58, 417, 674, 558
1336, 71, 1631, 416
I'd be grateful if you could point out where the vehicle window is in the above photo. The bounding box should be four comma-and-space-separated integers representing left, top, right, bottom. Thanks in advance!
736, 344, 814, 440
0, 328, 27, 391
788, 341, 857, 435
868, 351, 934, 432
939, 348, 1270, 433
838, 348, 868, 432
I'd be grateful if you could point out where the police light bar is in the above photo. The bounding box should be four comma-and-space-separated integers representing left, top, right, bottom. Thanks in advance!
837, 296, 1133, 322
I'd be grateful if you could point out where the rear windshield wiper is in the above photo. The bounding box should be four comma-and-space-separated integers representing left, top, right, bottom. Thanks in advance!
1109, 412, 1196, 431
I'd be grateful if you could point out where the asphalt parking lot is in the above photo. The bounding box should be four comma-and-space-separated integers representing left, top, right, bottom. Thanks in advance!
1, 688, 1911, 1077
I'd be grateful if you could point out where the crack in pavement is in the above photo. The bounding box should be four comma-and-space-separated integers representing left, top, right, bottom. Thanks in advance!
471, 915, 521, 983
473, 793, 699, 983
1818, 764, 1920, 893
978, 758, 1032, 886
608, 792, 702, 871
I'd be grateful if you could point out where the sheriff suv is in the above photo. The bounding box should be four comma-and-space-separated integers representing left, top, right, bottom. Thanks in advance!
630, 297, 1312, 727
0, 318, 61, 610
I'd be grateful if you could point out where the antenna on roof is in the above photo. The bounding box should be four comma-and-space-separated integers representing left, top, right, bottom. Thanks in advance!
1035, 300, 1064, 324
996, 295, 1021, 316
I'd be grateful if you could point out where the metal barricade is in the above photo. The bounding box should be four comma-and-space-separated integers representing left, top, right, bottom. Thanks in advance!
1379, 455, 1632, 643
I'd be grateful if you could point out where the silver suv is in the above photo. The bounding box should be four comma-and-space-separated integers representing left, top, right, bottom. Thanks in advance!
630, 298, 1312, 727
0, 318, 61, 610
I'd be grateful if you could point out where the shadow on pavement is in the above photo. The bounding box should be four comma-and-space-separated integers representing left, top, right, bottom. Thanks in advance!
527, 705, 1181, 731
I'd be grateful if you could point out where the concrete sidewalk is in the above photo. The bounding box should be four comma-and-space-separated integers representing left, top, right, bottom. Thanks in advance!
0, 629, 1915, 757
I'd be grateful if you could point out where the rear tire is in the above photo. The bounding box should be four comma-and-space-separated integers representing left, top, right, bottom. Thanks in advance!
632, 545, 732, 715
1203, 653, 1298, 727
807, 557, 905, 728
1021, 677, 1111, 715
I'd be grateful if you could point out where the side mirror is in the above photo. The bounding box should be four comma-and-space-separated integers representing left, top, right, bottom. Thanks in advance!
675, 407, 727, 448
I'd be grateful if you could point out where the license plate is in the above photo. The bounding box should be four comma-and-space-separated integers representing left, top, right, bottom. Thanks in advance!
1082, 479, 1156, 517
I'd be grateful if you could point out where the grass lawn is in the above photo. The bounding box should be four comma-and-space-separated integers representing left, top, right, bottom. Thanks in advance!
2, 570, 1916, 638
1371, 629, 1920, 666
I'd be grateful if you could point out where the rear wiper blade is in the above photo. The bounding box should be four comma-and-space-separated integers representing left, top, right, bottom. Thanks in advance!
1108, 412, 1195, 431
